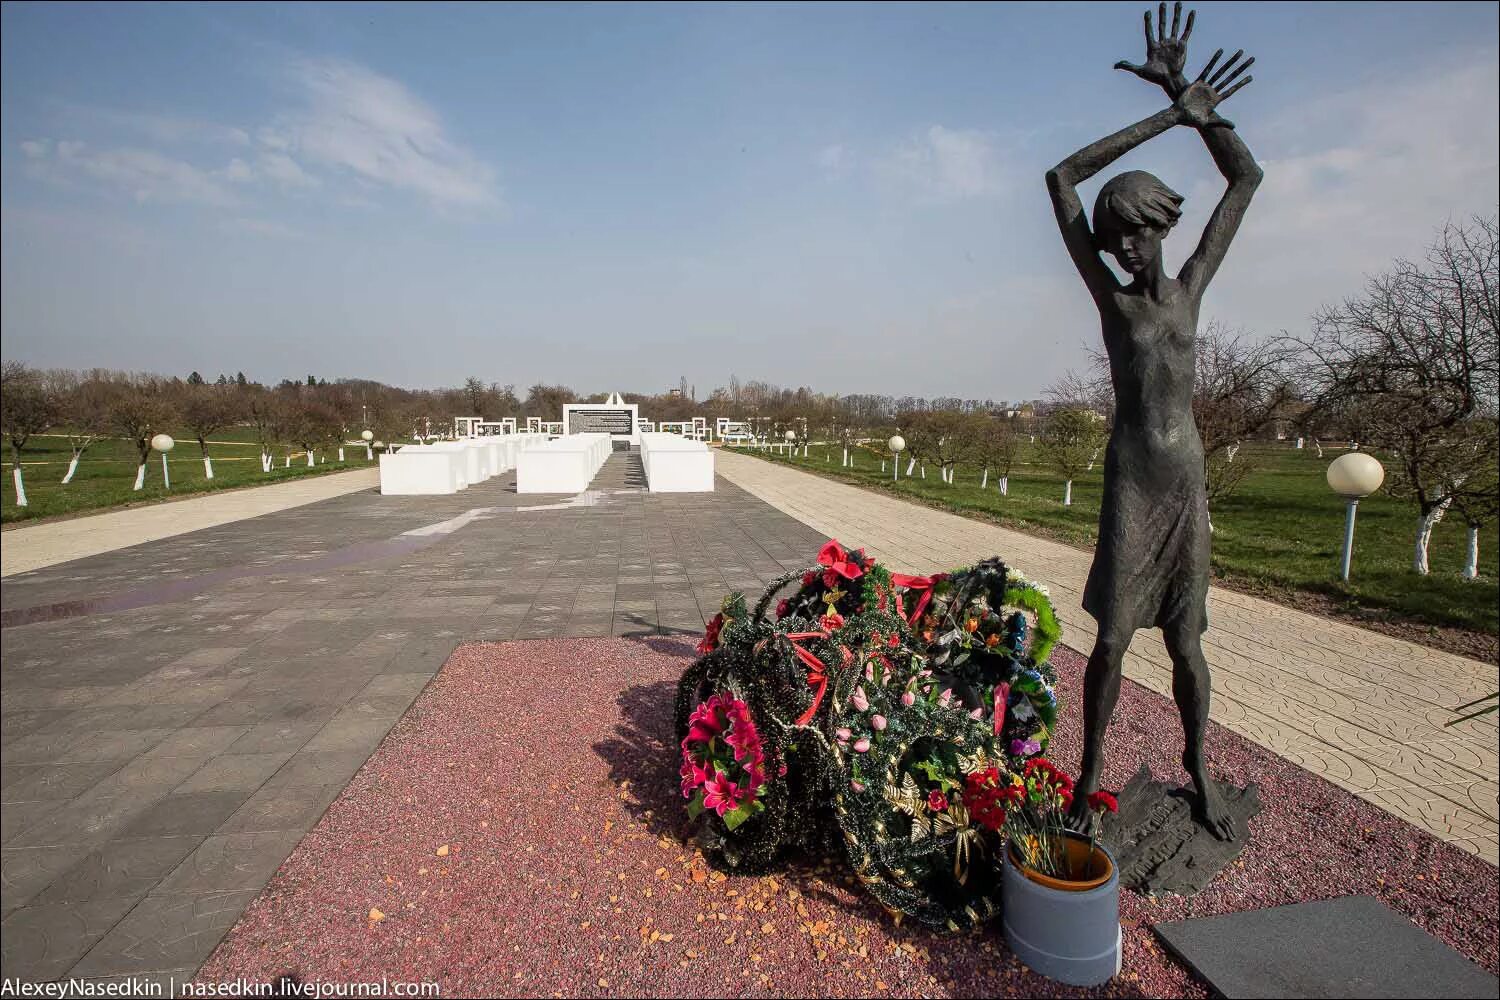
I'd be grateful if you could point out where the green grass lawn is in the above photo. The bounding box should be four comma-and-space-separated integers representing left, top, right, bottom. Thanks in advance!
2, 427, 384, 525
742, 441, 1499, 636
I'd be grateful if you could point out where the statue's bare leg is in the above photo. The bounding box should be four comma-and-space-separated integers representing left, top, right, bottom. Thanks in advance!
1068, 625, 1129, 833
1165, 623, 1235, 840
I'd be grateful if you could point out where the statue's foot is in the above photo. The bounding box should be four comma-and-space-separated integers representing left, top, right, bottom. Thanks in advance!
1066, 779, 1101, 835
1192, 778, 1236, 841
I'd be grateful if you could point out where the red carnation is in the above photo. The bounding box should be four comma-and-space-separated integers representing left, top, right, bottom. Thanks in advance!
927, 789, 949, 812
1087, 790, 1119, 814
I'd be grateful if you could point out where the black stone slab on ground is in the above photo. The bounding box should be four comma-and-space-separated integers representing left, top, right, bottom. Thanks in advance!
1153, 895, 1499, 999
1101, 764, 1262, 895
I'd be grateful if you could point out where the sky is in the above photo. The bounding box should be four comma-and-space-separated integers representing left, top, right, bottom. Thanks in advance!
2, 1, 1496, 401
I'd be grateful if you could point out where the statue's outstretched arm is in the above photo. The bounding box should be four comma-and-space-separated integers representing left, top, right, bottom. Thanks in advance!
1045, 107, 1182, 306
1174, 50, 1263, 297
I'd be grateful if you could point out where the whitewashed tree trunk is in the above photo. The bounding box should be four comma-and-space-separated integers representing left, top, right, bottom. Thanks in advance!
1463, 523, 1481, 579
906, 458, 915, 475
1087, 447, 1100, 472
1412, 502, 1451, 574
999, 475, 1009, 496
365, 445, 373, 460
1063, 480, 1073, 506
920, 465, 926, 479
12, 467, 27, 506
842, 447, 848, 466
1295, 437, 1305, 450
1226, 442, 1241, 462
306, 452, 315, 467
338, 447, 345, 462
133, 463, 146, 490
981, 467, 989, 489
202, 455, 214, 480
62, 454, 80, 484
1207, 509, 1215, 534
284, 455, 291, 468
1313, 439, 1324, 458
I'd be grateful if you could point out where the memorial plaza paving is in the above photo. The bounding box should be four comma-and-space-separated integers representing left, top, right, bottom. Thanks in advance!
0, 448, 1495, 984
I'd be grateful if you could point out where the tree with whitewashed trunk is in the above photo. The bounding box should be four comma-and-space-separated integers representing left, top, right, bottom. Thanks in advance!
1039, 408, 1104, 506
1449, 428, 1498, 580
180, 383, 241, 481
45, 369, 111, 485
106, 377, 175, 491
1293, 215, 1498, 575
1, 361, 57, 507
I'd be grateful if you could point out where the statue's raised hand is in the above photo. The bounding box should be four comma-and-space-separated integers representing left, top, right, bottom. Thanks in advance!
1176, 48, 1254, 129
1115, 2, 1195, 97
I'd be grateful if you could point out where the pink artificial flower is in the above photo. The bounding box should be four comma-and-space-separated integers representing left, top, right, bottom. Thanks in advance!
938, 688, 953, 707
836, 727, 852, 742
820, 611, 846, 632
850, 779, 865, 792
701, 771, 740, 817
851, 687, 869, 711
853, 737, 871, 753
871, 715, 887, 731
993, 683, 1010, 736
680, 759, 709, 798
901, 690, 915, 707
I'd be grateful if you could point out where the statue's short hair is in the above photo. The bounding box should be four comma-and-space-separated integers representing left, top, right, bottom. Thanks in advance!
1093, 170, 1183, 240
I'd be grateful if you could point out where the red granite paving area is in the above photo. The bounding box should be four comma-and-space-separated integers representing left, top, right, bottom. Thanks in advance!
198, 637, 1499, 998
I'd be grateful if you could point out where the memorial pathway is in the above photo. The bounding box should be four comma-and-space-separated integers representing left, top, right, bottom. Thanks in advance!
714, 448, 1499, 864
0, 452, 825, 983
1, 467, 382, 578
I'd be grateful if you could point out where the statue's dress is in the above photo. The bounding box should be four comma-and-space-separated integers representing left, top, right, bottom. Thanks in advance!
1082, 286, 1211, 636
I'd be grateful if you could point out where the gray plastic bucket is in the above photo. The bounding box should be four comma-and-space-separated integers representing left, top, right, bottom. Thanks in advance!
1001, 837, 1122, 987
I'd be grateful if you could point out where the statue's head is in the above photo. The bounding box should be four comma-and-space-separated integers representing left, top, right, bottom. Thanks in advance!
1093, 170, 1183, 275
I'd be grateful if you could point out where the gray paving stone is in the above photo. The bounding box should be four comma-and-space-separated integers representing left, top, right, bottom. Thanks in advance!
2, 762, 123, 802
112, 792, 254, 840
0, 800, 65, 846
170, 754, 292, 795
69, 890, 261, 978
0, 897, 138, 981
140, 727, 251, 758
216, 783, 343, 835
153, 831, 305, 894
35, 836, 205, 904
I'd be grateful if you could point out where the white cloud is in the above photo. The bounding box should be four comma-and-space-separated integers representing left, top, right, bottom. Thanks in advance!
272, 57, 496, 208
222, 157, 255, 183
220, 216, 304, 239
19, 139, 51, 159
29, 141, 238, 206
876, 125, 1007, 202
256, 151, 319, 189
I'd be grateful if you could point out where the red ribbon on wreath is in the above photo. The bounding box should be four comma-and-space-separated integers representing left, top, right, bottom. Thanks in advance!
891, 572, 946, 627
784, 630, 831, 726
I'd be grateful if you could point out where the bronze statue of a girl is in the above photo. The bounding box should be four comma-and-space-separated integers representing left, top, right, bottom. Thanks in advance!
1047, 3, 1260, 839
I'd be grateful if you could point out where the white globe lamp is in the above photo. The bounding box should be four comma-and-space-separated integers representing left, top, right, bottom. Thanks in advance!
888, 435, 905, 481
1327, 452, 1385, 581
151, 434, 175, 490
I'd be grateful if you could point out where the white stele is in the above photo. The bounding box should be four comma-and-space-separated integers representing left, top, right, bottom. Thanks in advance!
640, 432, 714, 493
516, 433, 611, 493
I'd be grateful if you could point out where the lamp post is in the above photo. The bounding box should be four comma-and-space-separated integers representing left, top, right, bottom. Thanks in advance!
1326, 452, 1384, 582
888, 434, 905, 482
361, 429, 374, 460
151, 433, 175, 490
785, 429, 796, 456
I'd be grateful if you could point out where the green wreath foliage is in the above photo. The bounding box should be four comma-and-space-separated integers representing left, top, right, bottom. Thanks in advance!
672, 540, 1064, 930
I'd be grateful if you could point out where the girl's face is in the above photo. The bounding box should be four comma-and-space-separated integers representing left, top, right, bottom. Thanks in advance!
1099, 223, 1166, 274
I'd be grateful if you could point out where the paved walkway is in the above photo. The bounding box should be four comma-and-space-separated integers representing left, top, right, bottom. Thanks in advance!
1, 468, 382, 578
1, 453, 824, 984
715, 449, 1500, 864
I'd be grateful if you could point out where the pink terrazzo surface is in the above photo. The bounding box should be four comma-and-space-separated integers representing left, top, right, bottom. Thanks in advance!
198, 637, 1499, 998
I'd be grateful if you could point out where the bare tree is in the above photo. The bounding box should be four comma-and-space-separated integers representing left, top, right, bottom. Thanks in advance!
1294, 215, 1499, 573
1039, 408, 1105, 506
180, 383, 242, 480
970, 413, 1022, 493
1449, 420, 1499, 580
46, 369, 113, 485
1, 361, 57, 506
107, 377, 175, 491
